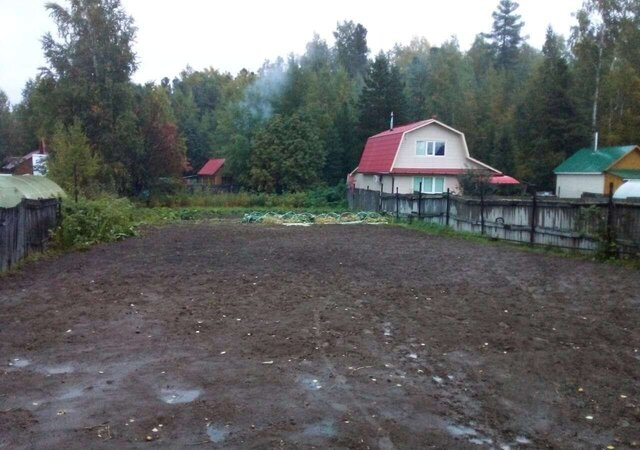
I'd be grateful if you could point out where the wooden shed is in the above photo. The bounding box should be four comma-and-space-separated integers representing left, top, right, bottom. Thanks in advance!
197, 158, 226, 185
0, 175, 66, 272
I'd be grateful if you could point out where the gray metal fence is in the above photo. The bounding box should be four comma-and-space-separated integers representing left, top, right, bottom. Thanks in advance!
347, 188, 640, 255
0, 199, 61, 272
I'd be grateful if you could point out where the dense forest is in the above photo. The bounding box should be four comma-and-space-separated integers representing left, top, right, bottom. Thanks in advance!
1, 0, 640, 195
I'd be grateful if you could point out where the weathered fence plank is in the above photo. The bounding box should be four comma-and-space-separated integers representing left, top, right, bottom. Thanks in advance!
348, 189, 640, 255
0, 199, 60, 272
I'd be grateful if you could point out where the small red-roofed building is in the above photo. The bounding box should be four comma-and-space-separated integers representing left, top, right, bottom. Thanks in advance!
197, 158, 226, 185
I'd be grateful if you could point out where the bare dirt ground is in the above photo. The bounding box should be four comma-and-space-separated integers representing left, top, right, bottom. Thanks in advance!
1, 222, 639, 450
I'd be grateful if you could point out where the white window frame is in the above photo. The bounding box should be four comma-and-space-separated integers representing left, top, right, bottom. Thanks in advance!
415, 140, 446, 157
413, 176, 446, 194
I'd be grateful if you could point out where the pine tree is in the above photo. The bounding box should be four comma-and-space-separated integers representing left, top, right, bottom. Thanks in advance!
487, 0, 526, 69
333, 21, 369, 80
0, 90, 13, 160
424, 40, 473, 127
358, 52, 406, 139
516, 28, 584, 189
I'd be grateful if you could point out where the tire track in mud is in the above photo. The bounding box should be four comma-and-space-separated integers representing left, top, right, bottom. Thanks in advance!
312, 307, 396, 450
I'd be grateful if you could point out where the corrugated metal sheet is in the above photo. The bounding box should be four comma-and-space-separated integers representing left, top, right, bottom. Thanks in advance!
0, 175, 66, 208
609, 169, 640, 180
197, 158, 225, 176
554, 146, 636, 173
356, 120, 431, 173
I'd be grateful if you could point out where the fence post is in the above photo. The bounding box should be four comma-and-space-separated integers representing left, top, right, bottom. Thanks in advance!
445, 188, 451, 227
366, 185, 370, 211
606, 182, 616, 256
396, 187, 399, 220
479, 184, 485, 235
57, 198, 63, 225
418, 182, 422, 219
530, 191, 537, 245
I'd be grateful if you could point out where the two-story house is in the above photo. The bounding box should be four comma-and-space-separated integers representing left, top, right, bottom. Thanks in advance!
350, 119, 509, 194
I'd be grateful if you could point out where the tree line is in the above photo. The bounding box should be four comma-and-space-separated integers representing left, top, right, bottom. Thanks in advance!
1, 0, 640, 195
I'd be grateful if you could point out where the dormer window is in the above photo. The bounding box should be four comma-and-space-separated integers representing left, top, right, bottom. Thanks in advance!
416, 140, 445, 156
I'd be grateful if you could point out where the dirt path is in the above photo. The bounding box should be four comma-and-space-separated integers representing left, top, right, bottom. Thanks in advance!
1, 223, 639, 449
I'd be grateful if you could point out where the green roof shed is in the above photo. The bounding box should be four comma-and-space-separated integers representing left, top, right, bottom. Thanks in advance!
554, 146, 636, 173
0, 175, 66, 208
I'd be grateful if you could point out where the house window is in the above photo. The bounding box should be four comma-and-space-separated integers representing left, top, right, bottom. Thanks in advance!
416, 140, 446, 156
413, 176, 446, 193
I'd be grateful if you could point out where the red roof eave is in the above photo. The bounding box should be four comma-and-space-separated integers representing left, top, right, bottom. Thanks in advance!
390, 168, 466, 175
489, 175, 520, 185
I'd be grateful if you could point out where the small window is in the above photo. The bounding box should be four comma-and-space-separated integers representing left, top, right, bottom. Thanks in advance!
414, 176, 445, 193
416, 140, 445, 156
423, 176, 434, 192
413, 177, 421, 192
427, 142, 434, 156
434, 177, 445, 192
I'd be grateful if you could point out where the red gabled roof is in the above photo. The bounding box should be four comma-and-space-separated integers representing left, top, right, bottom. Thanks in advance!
357, 120, 432, 173
197, 158, 225, 176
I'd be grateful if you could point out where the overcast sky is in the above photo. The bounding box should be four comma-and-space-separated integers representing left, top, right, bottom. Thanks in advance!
1, 0, 584, 105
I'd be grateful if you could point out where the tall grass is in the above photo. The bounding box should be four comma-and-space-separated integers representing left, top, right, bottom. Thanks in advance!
148, 185, 347, 209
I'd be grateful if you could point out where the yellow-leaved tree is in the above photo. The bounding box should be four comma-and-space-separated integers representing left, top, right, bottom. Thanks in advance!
48, 119, 100, 202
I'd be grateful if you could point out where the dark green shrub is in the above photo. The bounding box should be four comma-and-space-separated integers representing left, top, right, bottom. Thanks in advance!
52, 197, 138, 249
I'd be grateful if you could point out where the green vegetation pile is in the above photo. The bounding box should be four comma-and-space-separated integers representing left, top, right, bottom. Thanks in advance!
242, 211, 387, 225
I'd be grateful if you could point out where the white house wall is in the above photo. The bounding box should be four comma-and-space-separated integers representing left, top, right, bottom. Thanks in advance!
392, 175, 461, 195
393, 124, 476, 170
556, 174, 604, 198
354, 173, 382, 191
32, 154, 48, 176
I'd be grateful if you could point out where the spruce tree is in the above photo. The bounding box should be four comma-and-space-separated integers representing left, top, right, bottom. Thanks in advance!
516, 28, 584, 189
358, 52, 406, 139
488, 0, 525, 69
333, 21, 369, 80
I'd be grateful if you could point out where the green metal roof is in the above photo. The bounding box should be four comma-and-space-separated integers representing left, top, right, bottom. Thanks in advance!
608, 169, 640, 180
554, 146, 637, 173
0, 175, 66, 208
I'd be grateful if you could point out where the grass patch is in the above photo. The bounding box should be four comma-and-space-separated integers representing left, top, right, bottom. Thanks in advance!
390, 217, 640, 268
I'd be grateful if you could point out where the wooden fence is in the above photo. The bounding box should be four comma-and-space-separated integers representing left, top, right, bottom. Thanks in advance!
348, 188, 640, 255
0, 199, 61, 272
